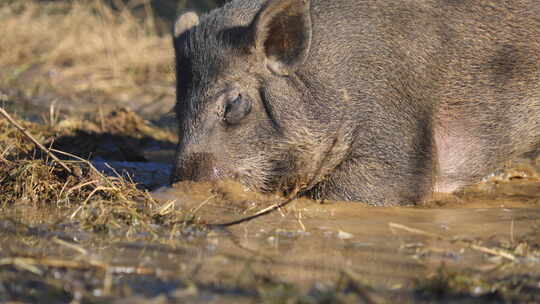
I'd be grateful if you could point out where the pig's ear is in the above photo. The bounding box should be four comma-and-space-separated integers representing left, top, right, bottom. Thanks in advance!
251, 0, 312, 75
174, 12, 199, 39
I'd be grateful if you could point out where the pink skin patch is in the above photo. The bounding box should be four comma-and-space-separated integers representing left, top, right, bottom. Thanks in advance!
433, 118, 480, 194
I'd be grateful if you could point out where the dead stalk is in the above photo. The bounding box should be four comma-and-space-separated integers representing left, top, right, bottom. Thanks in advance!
389, 222, 443, 239
0, 256, 176, 277
209, 192, 299, 228
0, 107, 73, 174
389, 222, 518, 262
209, 125, 344, 228
53, 237, 89, 255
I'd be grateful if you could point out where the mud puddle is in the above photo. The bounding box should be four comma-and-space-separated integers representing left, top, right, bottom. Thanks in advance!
86, 153, 540, 301
150, 173, 540, 297
5, 182, 538, 302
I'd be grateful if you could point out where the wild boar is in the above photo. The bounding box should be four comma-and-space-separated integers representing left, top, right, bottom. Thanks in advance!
171, 0, 540, 205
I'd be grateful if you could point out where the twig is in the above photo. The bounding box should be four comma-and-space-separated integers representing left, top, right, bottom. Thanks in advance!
389, 222, 443, 239
0, 107, 72, 174
191, 195, 215, 215
66, 179, 100, 194
510, 219, 515, 244
51, 148, 120, 191
209, 194, 299, 228
207, 124, 344, 228
389, 222, 518, 262
82, 186, 117, 205
469, 244, 517, 262
0, 256, 176, 276
297, 209, 306, 231
53, 237, 89, 255
156, 199, 178, 216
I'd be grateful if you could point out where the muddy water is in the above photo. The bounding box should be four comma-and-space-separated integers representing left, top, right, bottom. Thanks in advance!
1, 139, 538, 301
149, 155, 540, 298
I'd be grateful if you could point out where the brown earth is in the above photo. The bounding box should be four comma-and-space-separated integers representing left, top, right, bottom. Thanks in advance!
1, 1, 540, 303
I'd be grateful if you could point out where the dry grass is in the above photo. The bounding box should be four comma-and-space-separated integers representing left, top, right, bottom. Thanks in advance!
0, 106, 182, 230
0, 0, 174, 101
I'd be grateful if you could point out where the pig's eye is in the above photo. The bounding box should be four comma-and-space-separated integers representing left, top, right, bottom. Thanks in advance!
223, 94, 252, 125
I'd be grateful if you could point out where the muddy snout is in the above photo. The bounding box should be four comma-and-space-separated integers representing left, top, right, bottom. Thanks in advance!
170, 152, 223, 184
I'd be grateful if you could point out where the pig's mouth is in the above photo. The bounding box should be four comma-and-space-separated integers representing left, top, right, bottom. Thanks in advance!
230, 154, 295, 195
236, 135, 348, 198
236, 142, 344, 198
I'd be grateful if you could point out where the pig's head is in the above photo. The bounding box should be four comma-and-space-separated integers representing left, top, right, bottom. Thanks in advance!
171, 0, 352, 196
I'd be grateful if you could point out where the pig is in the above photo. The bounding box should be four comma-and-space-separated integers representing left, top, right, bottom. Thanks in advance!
170, 0, 540, 206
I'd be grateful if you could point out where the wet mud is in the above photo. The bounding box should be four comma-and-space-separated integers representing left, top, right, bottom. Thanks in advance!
0, 1, 534, 302
142, 155, 540, 301
1, 99, 539, 302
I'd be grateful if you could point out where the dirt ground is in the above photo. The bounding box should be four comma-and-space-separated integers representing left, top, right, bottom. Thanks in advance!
1, 1, 540, 303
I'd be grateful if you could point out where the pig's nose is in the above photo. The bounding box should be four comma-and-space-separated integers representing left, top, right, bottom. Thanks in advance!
170, 152, 220, 184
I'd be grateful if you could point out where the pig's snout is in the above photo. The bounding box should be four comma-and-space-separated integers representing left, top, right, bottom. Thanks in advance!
170, 152, 222, 184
